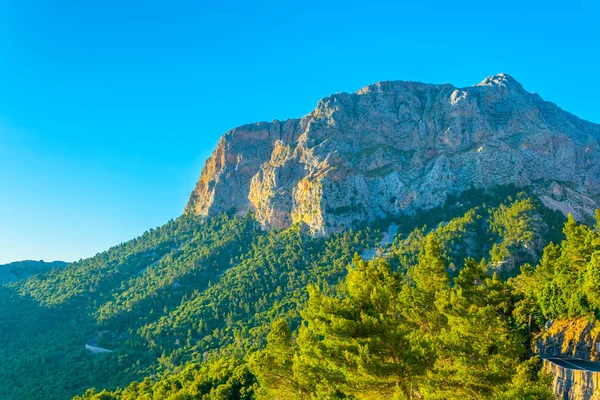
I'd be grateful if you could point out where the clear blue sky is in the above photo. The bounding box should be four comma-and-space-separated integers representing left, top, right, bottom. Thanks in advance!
0, 0, 598, 264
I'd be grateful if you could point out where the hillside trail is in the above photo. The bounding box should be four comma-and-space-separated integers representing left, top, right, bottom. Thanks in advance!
361, 223, 398, 260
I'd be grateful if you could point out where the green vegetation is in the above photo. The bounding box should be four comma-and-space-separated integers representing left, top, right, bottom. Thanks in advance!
0, 259, 67, 284
74, 358, 258, 400
0, 186, 588, 400
248, 243, 555, 399
516, 211, 600, 321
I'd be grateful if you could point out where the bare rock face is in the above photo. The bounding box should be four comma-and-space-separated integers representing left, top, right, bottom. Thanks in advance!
185, 73, 600, 233
538, 319, 600, 400
538, 319, 600, 361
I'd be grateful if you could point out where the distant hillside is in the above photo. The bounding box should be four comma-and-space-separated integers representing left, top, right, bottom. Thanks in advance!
0, 260, 67, 284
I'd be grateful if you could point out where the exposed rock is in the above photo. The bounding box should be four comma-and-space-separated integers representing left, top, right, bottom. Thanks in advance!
539, 319, 600, 399
543, 358, 600, 400
538, 318, 600, 362
185, 73, 600, 233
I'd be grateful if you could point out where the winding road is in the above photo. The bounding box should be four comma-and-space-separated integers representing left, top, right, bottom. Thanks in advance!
541, 354, 600, 372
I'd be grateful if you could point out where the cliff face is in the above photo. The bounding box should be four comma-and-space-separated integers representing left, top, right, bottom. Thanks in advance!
539, 319, 600, 400
543, 359, 600, 400
539, 319, 600, 362
185, 74, 600, 233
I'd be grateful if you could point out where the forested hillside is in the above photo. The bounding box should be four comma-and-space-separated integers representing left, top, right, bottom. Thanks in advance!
0, 186, 575, 399
0, 260, 67, 284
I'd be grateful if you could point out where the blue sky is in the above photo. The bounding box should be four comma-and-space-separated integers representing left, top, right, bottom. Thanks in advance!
0, 0, 598, 264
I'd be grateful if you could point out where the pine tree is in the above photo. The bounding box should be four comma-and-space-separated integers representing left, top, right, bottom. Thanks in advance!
583, 253, 600, 315
248, 319, 297, 399
420, 262, 526, 399
399, 233, 449, 336
496, 357, 554, 400
293, 256, 434, 399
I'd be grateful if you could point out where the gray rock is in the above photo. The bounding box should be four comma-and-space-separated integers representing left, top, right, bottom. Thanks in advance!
186, 73, 600, 233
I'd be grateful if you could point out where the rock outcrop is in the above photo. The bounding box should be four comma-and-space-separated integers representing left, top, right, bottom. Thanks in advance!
185, 73, 600, 234
538, 319, 600, 399
538, 319, 600, 362
543, 358, 600, 400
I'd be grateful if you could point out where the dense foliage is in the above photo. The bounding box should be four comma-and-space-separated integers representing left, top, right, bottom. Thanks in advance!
0, 186, 580, 399
0, 259, 67, 284
516, 211, 600, 321
248, 238, 554, 399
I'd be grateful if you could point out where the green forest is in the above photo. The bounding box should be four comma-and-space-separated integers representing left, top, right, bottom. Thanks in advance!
2, 186, 597, 399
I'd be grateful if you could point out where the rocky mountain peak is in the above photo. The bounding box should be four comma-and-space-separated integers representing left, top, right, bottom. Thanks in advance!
185, 74, 600, 234
477, 72, 521, 87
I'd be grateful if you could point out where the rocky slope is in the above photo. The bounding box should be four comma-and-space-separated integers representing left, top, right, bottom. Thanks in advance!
185, 73, 600, 234
538, 319, 600, 362
538, 319, 600, 400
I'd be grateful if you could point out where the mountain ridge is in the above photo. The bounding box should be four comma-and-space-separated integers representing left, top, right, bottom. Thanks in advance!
185, 73, 600, 234
0, 259, 67, 284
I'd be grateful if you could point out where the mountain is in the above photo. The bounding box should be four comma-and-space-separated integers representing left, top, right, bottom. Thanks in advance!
0, 260, 67, 284
1, 74, 598, 400
185, 73, 600, 234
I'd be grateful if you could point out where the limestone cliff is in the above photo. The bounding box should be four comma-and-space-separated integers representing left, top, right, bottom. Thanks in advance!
538, 319, 600, 399
185, 74, 600, 233
539, 319, 600, 362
